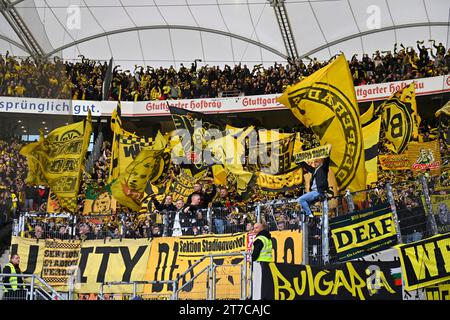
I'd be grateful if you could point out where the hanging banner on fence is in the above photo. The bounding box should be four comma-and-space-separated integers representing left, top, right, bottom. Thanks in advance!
144, 230, 302, 299
421, 194, 450, 234
293, 144, 331, 164
256, 166, 303, 192
379, 154, 410, 170
177, 233, 247, 260
41, 239, 81, 286
425, 283, 450, 300
329, 205, 398, 262
396, 233, 450, 291
75, 238, 152, 293
257, 261, 402, 300
10, 236, 45, 275
407, 140, 441, 175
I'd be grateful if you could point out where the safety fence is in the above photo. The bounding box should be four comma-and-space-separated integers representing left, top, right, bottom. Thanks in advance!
93, 252, 251, 300
0, 273, 66, 300
10, 174, 448, 269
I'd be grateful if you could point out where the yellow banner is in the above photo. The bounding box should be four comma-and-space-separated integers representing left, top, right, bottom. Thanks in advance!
425, 284, 450, 300
144, 230, 302, 299
396, 233, 450, 291
10, 237, 152, 293
257, 166, 303, 192
41, 239, 81, 286
293, 144, 331, 164
10, 236, 45, 275
379, 154, 410, 170
20, 116, 92, 212
277, 54, 366, 193
75, 239, 152, 293
407, 140, 441, 175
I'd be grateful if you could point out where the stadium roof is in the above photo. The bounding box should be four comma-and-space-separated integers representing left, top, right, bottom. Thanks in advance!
0, 0, 449, 68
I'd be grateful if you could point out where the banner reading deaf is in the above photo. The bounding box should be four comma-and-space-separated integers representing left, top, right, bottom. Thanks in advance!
329, 204, 398, 262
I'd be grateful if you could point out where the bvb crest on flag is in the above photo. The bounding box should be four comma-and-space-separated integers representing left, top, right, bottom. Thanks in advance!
381, 82, 420, 154
277, 54, 366, 193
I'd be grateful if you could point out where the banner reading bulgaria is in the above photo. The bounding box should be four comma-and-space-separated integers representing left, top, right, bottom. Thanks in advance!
254, 261, 402, 300
329, 204, 398, 261
396, 233, 450, 291
379, 154, 410, 170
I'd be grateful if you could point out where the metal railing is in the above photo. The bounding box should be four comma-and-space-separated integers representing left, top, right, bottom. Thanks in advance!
96, 251, 251, 300
0, 273, 66, 300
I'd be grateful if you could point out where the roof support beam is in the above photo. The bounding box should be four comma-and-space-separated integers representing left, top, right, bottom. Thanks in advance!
269, 0, 299, 62
0, 34, 28, 52
1, 0, 45, 59
300, 22, 450, 59
44, 25, 289, 60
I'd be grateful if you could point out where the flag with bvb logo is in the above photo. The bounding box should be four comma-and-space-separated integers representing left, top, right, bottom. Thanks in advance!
277, 54, 366, 192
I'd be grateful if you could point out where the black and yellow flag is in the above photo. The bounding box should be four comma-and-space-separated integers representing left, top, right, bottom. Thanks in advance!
108, 102, 138, 183
360, 102, 375, 126
206, 126, 254, 195
111, 133, 169, 211
169, 106, 226, 178
362, 117, 381, 186
381, 83, 420, 154
256, 130, 295, 175
277, 54, 366, 192
20, 113, 92, 212
435, 100, 450, 118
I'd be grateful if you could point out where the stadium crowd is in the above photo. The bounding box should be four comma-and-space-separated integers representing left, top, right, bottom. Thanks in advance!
1, 40, 449, 101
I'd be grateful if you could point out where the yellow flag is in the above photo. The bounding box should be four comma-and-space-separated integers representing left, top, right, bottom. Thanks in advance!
360, 102, 375, 126
362, 117, 381, 186
277, 54, 366, 192
206, 126, 254, 195
381, 82, 420, 153
20, 115, 92, 212
111, 133, 168, 211
435, 100, 450, 117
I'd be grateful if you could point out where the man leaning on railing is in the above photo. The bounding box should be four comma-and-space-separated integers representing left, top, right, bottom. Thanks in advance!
2, 254, 27, 300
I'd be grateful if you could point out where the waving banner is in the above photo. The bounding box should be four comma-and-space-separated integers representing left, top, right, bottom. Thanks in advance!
381, 83, 420, 154
277, 54, 366, 192
20, 114, 92, 212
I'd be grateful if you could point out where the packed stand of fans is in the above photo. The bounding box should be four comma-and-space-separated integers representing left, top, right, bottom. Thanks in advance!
1, 40, 449, 101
